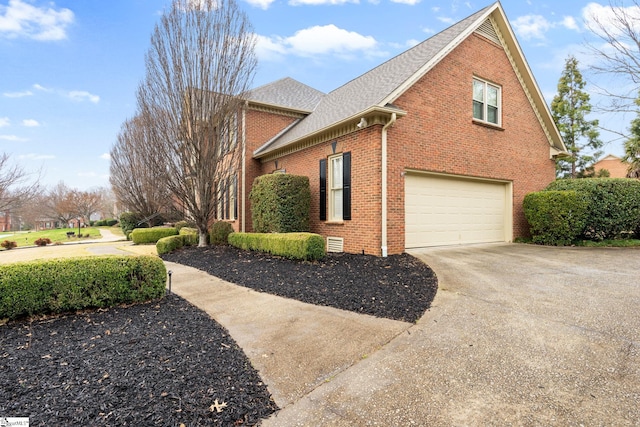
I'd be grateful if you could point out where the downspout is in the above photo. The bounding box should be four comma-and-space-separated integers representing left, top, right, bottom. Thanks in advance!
241, 101, 247, 232
381, 112, 396, 257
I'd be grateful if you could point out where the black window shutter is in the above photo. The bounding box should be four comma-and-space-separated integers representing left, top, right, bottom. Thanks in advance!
233, 176, 238, 220
319, 159, 327, 221
343, 151, 351, 220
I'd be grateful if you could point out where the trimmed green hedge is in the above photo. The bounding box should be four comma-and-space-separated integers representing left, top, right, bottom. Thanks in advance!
179, 227, 198, 246
156, 235, 185, 255
249, 174, 311, 233
131, 227, 178, 244
546, 178, 640, 240
228, 232, 325, 260
156, 228, 199, 255
210, 221, 233, 245
523, 191, 588, 245
0, 256, 166, 320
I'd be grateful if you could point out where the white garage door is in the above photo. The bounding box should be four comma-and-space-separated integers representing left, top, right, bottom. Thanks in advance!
405, 173, 510, 248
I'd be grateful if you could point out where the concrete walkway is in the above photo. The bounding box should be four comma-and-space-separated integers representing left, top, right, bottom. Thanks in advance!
165, 261, 410, 407
169, 244, 640, 426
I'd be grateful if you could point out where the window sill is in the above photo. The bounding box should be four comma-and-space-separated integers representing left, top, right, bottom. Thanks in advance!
472, 119, 504, 131
325, 221, 344, 225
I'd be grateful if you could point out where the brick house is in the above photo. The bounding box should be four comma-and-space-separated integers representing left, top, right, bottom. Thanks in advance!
219, 2, 566, 256
593, 154, 630, 178
0, 211, 10, 232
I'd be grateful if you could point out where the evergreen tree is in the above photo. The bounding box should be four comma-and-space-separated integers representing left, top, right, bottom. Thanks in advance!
551, 56, 602, 179
623, 92, 640, 178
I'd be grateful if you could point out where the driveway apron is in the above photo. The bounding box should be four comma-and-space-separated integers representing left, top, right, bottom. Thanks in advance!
261, 243, 640, 426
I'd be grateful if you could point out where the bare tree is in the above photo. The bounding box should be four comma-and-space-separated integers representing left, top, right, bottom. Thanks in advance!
136, 0, 257, 246
70, 189, 103, 224
110, 115, 173, 221
0, 152, 41, 213
585, 0, 640, 112
46, 182, 77, 226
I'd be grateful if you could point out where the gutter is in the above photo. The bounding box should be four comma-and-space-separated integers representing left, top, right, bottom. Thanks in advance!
242, 101, 247, 232
381, 112, 397, 257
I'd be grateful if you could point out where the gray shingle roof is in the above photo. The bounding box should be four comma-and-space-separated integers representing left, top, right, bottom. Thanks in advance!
253, 3, 496, 157
246, 77, 325, 112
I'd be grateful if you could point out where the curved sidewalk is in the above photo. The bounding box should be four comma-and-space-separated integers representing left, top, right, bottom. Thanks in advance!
163, 261, 411, 408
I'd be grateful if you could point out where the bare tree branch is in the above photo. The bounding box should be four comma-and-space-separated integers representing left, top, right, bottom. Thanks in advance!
0, 152, 41, 213
135, 0, 257, 245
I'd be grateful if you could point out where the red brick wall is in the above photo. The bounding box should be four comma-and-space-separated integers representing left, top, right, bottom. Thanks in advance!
246, 33, 556, 255
386, 33, 556, 253
594, 157, 629, 178
242, 109, 299, 232
257, 127, 384, 255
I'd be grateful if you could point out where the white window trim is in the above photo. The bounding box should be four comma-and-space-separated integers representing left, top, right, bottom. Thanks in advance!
328, 153, 343, 222
473, 78, 502, 127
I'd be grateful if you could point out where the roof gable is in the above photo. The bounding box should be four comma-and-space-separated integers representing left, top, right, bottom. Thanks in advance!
247, 77, 325, 113
254, 1, 566, 158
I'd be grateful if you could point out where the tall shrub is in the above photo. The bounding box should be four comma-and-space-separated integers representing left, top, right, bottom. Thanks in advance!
249, 174, 311, 233
546, 178, 640, 240
523, 191, 588, 245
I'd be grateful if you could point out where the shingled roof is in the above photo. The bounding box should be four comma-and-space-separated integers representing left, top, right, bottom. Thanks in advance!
247, 77, 325, 113
253, 1, 565, 158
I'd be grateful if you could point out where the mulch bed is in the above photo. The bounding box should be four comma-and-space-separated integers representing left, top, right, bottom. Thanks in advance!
0, 295, 277, 426
1, 246, 438, 426
162, 245, 438, 323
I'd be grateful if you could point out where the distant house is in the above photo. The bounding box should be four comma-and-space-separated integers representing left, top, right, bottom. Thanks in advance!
0, 211, 10, 232
593, 154, 630, 178
213, 1, 567, 255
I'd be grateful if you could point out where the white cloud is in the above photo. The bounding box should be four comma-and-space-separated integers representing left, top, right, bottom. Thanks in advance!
100, 153, 110, 160
583, 2, 640, 37
33, 83, 52, 92
257, 25, 379, 60
0, 117, 9, 127
390, 0, 421, 5
436, 16, 455, 25
67, 90, 100, 103
288, 0, 357, 5
244, 0, 276, 9
513, 13, 581, 41
22, 119, 39, 127
0, 0, 74, 41
512, 15, 552, 40
3, 90, 33, 98
0, 134, 27, 141
561, 16, 579, 31
19, 153, 55, 160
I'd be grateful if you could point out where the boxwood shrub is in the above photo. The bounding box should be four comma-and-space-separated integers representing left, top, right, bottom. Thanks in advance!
131, 227, 178, 244
210, 221, 233, 245
179, 227, 199, 246
523, 190, 588, 245
156, 235, 185, 255
228, 232, 325, 261
546, 178, 640, 240
249, 174, 311, 233
0, 255, 166, 320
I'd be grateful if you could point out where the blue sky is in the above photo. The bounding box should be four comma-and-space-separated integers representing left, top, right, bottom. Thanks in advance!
0, 0, 635, 190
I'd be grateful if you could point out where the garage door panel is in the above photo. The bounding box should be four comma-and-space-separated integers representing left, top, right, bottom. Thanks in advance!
405, 174, 509, 248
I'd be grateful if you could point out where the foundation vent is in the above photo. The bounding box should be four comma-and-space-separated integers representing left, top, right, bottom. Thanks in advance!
475, 18, 501, 46
327, 237, 344, 253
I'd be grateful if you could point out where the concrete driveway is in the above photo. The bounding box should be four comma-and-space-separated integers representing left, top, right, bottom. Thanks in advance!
264, 243, 640, 426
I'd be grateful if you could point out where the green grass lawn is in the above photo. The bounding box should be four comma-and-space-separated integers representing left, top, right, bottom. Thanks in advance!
0, 228, 101, 248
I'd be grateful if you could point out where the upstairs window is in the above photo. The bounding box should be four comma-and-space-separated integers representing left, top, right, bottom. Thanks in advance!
473, 78, 501, 126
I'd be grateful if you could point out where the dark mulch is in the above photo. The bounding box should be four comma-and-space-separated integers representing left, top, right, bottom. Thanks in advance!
162, 245, 438, 323
0, 294, 277, 426
1, 246, 437, 426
